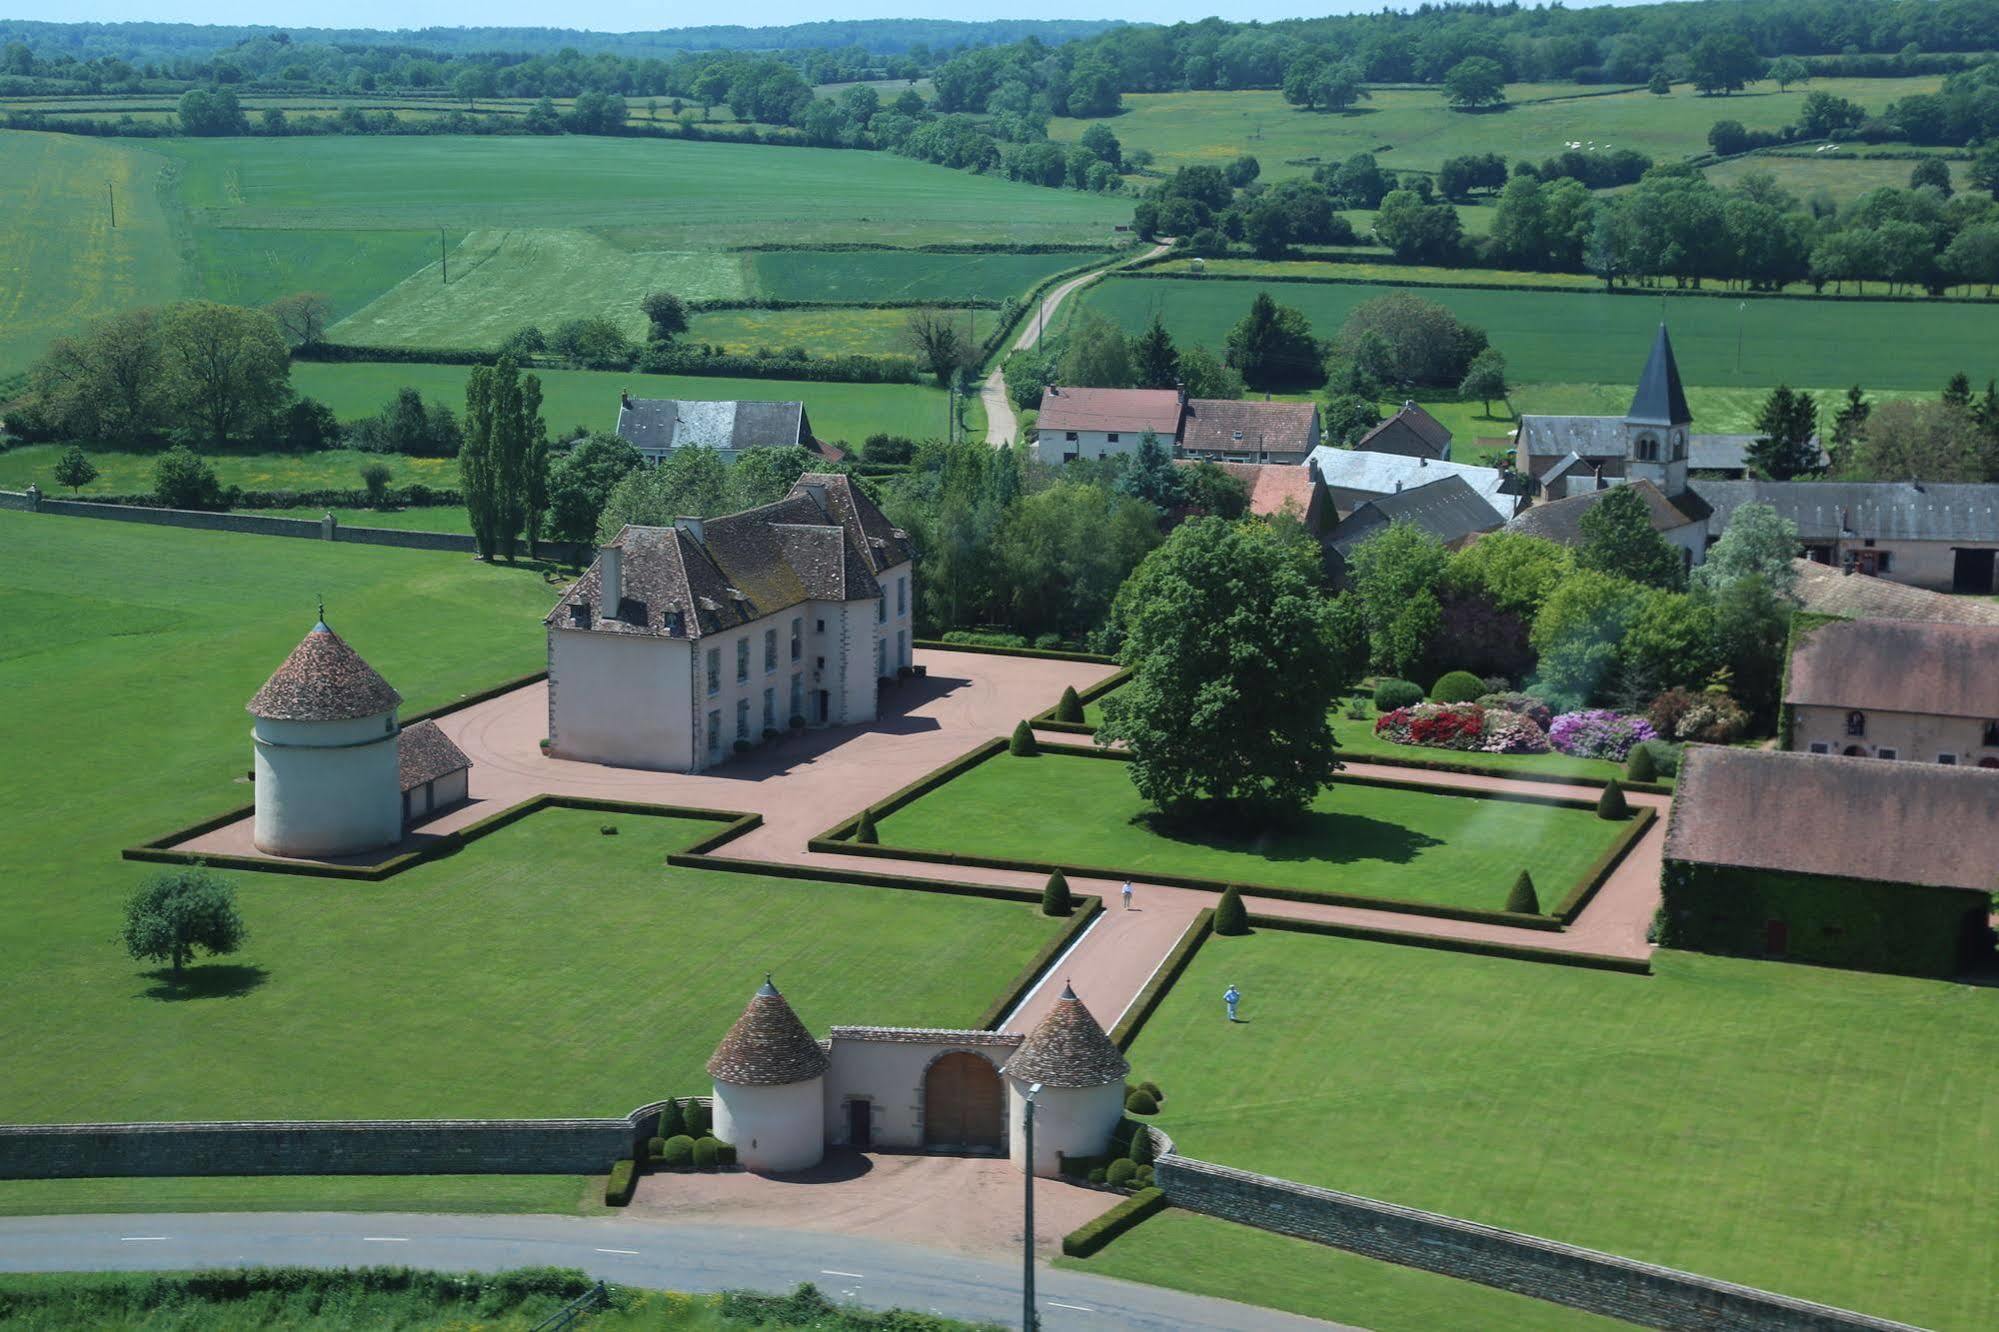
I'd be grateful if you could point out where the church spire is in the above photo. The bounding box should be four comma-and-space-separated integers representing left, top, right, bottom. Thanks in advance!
1626, 323, 1692, 427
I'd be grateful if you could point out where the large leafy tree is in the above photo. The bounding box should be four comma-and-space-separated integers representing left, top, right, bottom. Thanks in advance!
1441, 57, 1506, 110
1689, 32, 1763, 95
1058, 310, 1136, 388
595, 444, 732, 541
1530, 569, 1642, 706
1443, 531, 1573, 620
1225, 292, 1321, 391
993, 482, 1160, 641
545, 433, 643, 548
461, 353, 545, 561
1691, 500, 1801, 600
122, 868, 246, 984
1576, 485, 1685, 590
158, 301, 291, 447
1346, 520, 1448, 677
1097, 518, 1355, 825
1747, 384, 1822, 479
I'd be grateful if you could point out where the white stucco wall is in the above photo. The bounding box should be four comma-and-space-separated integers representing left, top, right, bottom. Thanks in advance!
1789, 705, 1999, 765
1006, 1077, 1125, 1178
252, 711, 402, 858
835, 599, 879, 724
1034, 429, 1140, 464
432, 767, 469, 809
822, 1034, 1015, 1151
712, 1076, 825, 1173
547, 627, 695, 771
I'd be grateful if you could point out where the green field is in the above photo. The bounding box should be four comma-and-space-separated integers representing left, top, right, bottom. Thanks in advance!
688, 304, 986, 358
1128, 931, 1999, 1330
1705, 148, 1967, 205
1073, 276, 1999, 389
1060, 1209, 1625, 1331
870, 751, 1624, 912
1049, 79, 1945, 181
750, 248, 1108, 302
0, 1174, 594, 1217
0, 443, 461, 496
0, 513, 1061, 1123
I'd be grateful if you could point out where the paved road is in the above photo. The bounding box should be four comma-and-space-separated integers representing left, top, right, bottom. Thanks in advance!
0, 1212, 1348, 1331
981, 244, 1174, 447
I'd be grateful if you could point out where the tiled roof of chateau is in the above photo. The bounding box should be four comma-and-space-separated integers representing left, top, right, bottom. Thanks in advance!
397, 720, 471, 792
1002, 983, 1128, 1088
545, 474, 912, 639
707, 977, 831, 1086
246, 622, 403, 722
1664, 746, 1999, 892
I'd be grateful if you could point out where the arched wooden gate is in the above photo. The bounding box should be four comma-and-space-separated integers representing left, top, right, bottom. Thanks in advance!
922, 1051, 1003, 1151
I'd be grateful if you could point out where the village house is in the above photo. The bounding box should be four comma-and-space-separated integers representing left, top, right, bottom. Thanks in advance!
615, 394, 841, 465
1031, 386, 1320, 465
1698, 479, 1999, 594
1782, 617, 1999, 766
1324, 474, 1503, 586
1661, 746, 1998, 979
1351, 400, 1453, 460
1504, 478, 1710, 569
544, 473, 913, 772
1303, 446, 1525, 523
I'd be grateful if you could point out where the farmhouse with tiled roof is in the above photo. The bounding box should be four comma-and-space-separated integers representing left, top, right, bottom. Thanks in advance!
1353, 400, 1453, 460
545, 473, 914, 772
1177, 397, 1321, 464
1031, 386, 1320, 465
1782, 617, 1999, 766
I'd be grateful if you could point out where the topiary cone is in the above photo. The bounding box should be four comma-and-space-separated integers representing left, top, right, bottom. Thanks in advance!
1213, 885, 1249, 936
1056, 685, 1084, 724
855, 807, 879, 844
1010, 719, 1038, 756
1505, 870, 1540, 915
1597, 779, 1630, 820
1041, 869, 1074, 916
1626, 744, 1658, 783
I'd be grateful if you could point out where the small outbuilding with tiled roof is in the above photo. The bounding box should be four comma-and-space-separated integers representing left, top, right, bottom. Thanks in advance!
397, 719, 472, 824
1659, 746, 1998, 978
1352, 400, 1452, 460
709, 976, 831, 1172
247, 619, 406, 859
1002, 982, 1130, 1177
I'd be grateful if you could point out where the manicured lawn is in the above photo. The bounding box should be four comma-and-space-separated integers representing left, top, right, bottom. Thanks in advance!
0, 1174, 597, 1218
1073, 275, 1999, 389
1060, 1209, 1625, 1332
1127, 931, 1999, 1330
870, 752, 1625, 912
751, 248, 1110, 302
0, 513, 1061, 1122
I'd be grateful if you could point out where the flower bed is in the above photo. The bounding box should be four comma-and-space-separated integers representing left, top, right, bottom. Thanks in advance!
1375, 703, 1551, 756
1548, 710, 1657, 761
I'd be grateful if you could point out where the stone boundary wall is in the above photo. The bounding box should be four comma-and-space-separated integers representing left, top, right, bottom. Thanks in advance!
1154, 1151, 1921, 1332
0, 491, 583, 564
0, 1102, 672, 1180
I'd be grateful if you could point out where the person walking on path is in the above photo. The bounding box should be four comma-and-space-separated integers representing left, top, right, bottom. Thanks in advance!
1121, 880, 1134, 910
1224, 983, 1241, 1022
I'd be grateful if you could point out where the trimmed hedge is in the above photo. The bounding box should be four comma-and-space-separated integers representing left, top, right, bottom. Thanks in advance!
913, 638, 1116, 664
1041, 868, 1074, 916
604, 1158, 637, 1206
659, 1135, 695, 1170
1249, 913, 1653, 975
1431, 670, 1485, 703
810, 737, 1007, 843
1597, 780, 1631, 820
1213, 885, 1249, 936
1549, 806, 1656, 923
1505, 870, 1541, 915
693, 1136, 720, 1171
1010, 720, 1038, 756
1028, 666, 1131, 735
1061, 1188, 1168, 1258
1373, 679, 1425, 712
1327, 746, 1670, 795
1110, 909, 1215, 1049
971, 895, 1103, 1029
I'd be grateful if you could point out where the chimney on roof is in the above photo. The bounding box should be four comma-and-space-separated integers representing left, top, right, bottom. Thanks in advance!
599, 544, 623, 618
620, 390, 632, 410
1404, 399, 1415, 412
675, 515, 704, 546
1418, 455, 1427, 467
1394, 479, 1404, 493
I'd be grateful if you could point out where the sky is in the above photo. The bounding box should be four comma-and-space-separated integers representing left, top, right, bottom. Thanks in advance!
21, 0, 1642, 34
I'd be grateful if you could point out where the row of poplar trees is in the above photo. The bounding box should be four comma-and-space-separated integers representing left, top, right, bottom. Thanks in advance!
460, 353, 549, 562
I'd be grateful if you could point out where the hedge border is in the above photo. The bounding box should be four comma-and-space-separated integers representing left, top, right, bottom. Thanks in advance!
1028, 666, 1131, 733
125, 794, 749, 883
1061, 1187, 1168, 1258
1550, 805, 1657, 924
974, 897, 1105, 1030
1248, 912, 1653, 975
1109, 908, 1215, 1050
1112, 267, 1999, 306
916, 638, 1118, 664
810, 742, 1590, 932
1331, 747, 1670, 796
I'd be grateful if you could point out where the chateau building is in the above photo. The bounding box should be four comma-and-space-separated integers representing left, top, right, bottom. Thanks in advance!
544, 473, 914, 772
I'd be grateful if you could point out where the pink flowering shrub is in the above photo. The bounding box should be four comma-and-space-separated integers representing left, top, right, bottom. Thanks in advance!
1478, 710, 1551, 754
1476, 692, 1553, 730
1376, 703, 1551, 755
1547, 710, 1658, 761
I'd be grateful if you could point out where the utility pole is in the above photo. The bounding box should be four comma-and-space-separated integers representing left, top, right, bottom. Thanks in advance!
1022, 1084, 1041, 1332
107, 181, 115, 228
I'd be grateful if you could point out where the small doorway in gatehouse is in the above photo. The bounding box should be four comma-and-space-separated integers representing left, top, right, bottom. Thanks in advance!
923, 1051, 1003, 1152
847, 1098, 873, 1148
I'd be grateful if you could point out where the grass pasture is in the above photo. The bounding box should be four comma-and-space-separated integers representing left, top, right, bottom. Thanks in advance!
0, 513, 1064, 1125
1703, 149, 1967, 205
687, 304, 986, 359
1049, 79, 1946, 181
869, 751, 1624, 913
0, 443, 460, 497
750, 248, 1110, 302
1074, 275, 1999, 389
1128, 932, 1999, 1330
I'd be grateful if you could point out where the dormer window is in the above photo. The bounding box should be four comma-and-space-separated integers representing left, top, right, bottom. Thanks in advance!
569, 603, 589, 627
1846, 711, 1866, 737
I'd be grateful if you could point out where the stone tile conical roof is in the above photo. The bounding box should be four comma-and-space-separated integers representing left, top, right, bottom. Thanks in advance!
1003, 983, 1129, 1089
707, 976, 830, 1086
246, 621, 403, 722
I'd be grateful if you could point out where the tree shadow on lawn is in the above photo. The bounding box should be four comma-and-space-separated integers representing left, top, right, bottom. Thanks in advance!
1132, 808, 1442, 867
137, 963, 269, 1002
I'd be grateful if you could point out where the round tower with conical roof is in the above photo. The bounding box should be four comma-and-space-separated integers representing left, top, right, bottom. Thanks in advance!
708, 976, 829, 1172
1002, 983, 1129, 1177
247, 618, 404, 857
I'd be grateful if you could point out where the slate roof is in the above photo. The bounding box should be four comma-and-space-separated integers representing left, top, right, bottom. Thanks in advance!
1627, 323, 1692, 426
1306, 446, 1522, 522
1792, 559, 1999, 625
1687, 433, 1826, 475
1035, 386, 1183, 436
615, 396, 810, 454
1353, 401, 1453, 459
1178, 398, 1317, 456
545, 474, 910, 639
247, 622, 403, 722
1327, 474, 1503, 558
1786, 617, 1999, 719
1518, 414, 1627, 459
397, 719, 470, 791
1664, 746, 1999, 893
707, 977, 831, 1086
1694, 479, 1999, 543
1002, 983, 1128, 1088
1506, 479, 1700, 545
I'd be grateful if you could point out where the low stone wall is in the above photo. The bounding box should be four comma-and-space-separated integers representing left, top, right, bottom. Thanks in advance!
1155, 1152, 1920, 1332
0, 1104, 668, 1179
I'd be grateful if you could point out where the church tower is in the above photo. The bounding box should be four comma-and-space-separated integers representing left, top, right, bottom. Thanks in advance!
1623, 323, 1692, 497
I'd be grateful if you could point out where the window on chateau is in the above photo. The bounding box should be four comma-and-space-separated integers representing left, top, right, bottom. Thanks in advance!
877, 596, 886, 624
1107, 433, 1120, 443
707, 711, 721, 756
790, 673, 803, 721
1938, 753, 1958, 765
1846, 711, 1866, 737
1808, 742, 1830, 754
763, 687, 775, 731
706, 649, 720, 696
736, 698, 749, 740
764, 628, 777, 673
736, 638, 749, 683
790, 617, 802, 661
1878, 747, 1899, 760
897, 577, 906, 616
